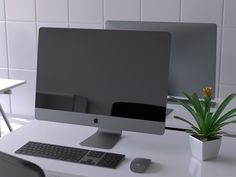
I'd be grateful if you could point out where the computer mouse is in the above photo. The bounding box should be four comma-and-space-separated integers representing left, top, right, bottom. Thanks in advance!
130, 158, 151, 173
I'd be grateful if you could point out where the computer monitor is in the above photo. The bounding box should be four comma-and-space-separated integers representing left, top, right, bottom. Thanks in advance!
105, 21, 217, 99
35, 28, 171, 149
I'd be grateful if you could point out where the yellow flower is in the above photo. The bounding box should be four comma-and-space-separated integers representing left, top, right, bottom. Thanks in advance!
203, 87, 212, 97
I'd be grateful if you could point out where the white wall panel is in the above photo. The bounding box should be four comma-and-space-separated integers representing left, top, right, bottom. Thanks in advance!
220, 28, 236, 85
0, 68, 8, 78
141, 0, 180, 22
220, 84, 236, 98
0, 0, 5, 21
5, 0, 35, 21
69, 0, 103, 24
224, 0, 236, 27
6, 22, 37, 70
104, 0, 140, 21
214, 28, 223, 97
69, 23, 103, 29
36, 0, 68, 22
37, 23, 68, 30
0, 22, 8, 67
9, 69, 36, 117
181, 0, 223, 26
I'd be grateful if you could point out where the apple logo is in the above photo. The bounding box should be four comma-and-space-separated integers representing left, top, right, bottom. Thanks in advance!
93, 118, 98, 124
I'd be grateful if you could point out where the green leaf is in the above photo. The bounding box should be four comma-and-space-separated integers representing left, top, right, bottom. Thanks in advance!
183, 93, 206, 129
183, 93, 201, 114
205, 131, 222, 139
171, 93, 236, 140
218, 120, 236, 128
215, 108, 236, 125
211, 111, 236, 132
193, 112, 205, 133
191, 93, 205, 119
169, 96, 194, 112
204, 112, 213, 133
170, 96, 203, 129
211, 114, 236, 133
212, 93, 236, 122
174, 115, 200, 133
169, 96, 195, 117
203, 96, 211, 114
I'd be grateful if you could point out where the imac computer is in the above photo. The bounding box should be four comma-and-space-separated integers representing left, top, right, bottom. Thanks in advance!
105, 21, 217, 99
35, 28, 171, 149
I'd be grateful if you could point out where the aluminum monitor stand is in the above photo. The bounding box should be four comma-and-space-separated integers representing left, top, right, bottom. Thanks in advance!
80, 128, 122, 149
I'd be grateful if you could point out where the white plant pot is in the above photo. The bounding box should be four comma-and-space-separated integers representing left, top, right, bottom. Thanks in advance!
189, 135, 222, 161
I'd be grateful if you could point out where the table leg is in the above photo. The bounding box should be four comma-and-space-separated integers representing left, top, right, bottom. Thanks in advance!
0, 104, 13, 133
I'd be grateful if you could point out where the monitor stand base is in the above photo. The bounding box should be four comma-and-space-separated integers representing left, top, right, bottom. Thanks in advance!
80, 128, 122, 149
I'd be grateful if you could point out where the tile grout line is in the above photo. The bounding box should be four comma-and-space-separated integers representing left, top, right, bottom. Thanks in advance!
139, 0, 142, 21
103, 0, 105, 29
67, 0, 70, 28
2, 0, 12, 114
179, 0, 183, 22
34, 0, 37, 29
218, 0, 226, 98
2, 0, 9, 78
34, 0, 38, 50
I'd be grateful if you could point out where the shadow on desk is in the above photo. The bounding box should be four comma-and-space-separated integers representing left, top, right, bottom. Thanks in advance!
145, 162, 163, 174
214, 155, 236, 165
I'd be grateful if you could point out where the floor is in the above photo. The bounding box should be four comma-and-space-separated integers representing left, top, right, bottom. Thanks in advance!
1, 116, 31, 136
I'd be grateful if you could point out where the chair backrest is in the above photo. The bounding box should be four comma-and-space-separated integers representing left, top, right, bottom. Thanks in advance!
0, 151, 45, 177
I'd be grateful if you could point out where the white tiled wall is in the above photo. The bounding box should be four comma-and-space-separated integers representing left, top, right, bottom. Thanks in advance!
224, 0, 236, 28
5, 0, 35, 22
104, 0, 141, 21
221, 29, 236, 83
36, 0, 68, 23
0, 22, 7, 68
9, 69, 36, 116
181, 0, 224, 26
0, 0, 236, 117
141, 0, 181, 22
69, 0, 103, 24
7, 22, 37, 70
0, 0, 5, 21
220, 0, 236, 97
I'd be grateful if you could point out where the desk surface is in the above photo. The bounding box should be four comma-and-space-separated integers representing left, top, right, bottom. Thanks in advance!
0, 120, 236, 177
0, 78, 26, 93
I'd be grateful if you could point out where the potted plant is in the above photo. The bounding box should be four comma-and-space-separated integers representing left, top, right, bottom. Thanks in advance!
170, 87, 236, 161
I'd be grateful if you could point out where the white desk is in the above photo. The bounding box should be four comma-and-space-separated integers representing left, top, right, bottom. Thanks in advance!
0, 78, 26, 94
0, 78, 26, 133
0, 120, 236, 177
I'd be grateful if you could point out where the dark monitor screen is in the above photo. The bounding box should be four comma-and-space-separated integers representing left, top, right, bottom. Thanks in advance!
105, 21, 217, 98
35, 28, 171, 149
